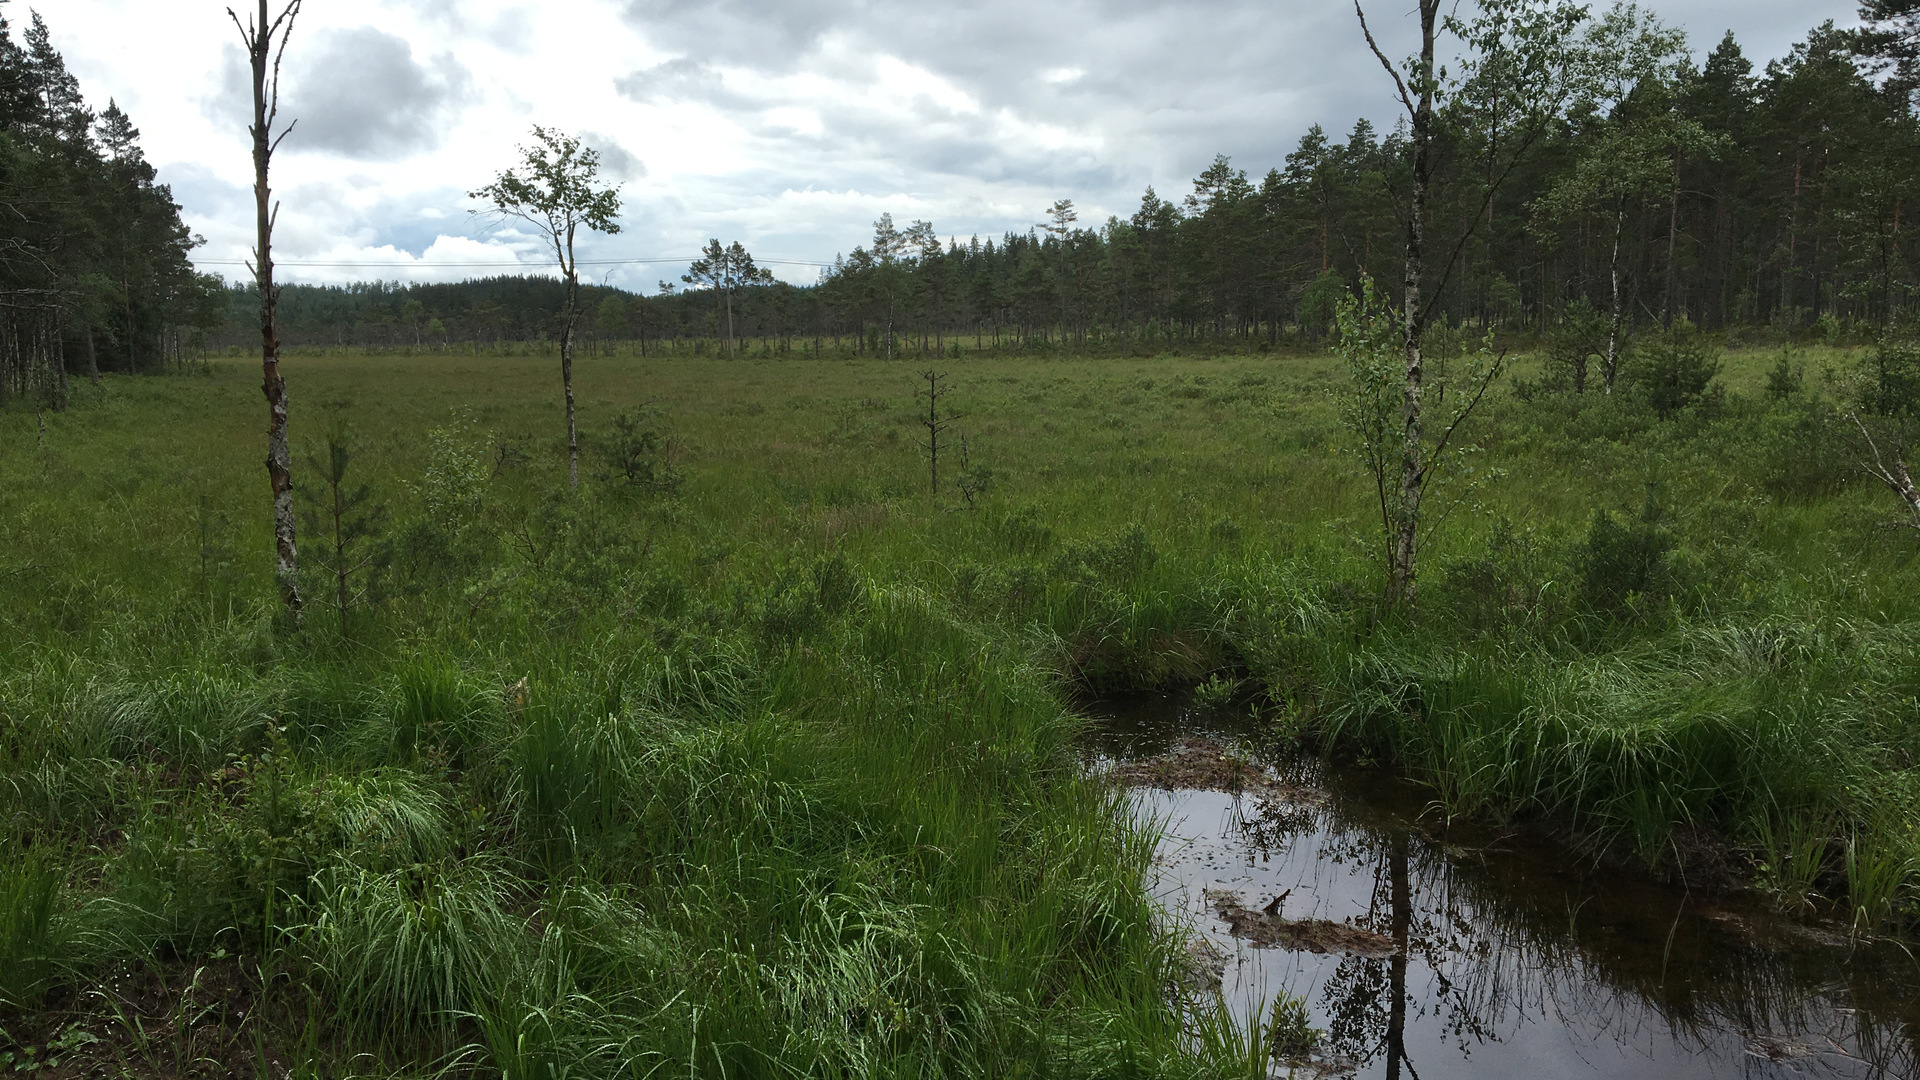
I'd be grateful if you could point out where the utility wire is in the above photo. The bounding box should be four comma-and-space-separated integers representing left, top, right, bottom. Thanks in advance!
194, 256, 835, 269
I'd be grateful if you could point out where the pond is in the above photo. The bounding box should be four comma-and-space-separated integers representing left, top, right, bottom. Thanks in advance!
1085, 691, 1920, 1079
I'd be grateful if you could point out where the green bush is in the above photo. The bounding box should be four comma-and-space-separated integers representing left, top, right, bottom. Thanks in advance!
1861, 339, 1920, 417
1575, 500, 1681, 618
1631, 319, 1722, 419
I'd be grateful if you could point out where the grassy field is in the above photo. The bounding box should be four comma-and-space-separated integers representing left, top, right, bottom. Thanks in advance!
2, 339, 1917, 1075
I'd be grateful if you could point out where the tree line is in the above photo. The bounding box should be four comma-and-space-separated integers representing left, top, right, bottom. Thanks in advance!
216, 13, 1920, 364
0, 4, 222, 411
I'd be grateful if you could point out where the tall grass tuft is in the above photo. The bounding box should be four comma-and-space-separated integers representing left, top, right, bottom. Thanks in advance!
299, 858, 522, 1043
0, 845, 66, 1011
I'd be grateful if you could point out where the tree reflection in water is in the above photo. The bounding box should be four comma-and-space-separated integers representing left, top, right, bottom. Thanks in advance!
1088, 695, 1920, 1080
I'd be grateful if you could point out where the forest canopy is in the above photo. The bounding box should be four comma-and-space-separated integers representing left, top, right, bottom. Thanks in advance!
0, 4, 222, 408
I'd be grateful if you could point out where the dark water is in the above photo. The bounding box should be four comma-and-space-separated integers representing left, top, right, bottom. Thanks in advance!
1085, 692, 1920, 1080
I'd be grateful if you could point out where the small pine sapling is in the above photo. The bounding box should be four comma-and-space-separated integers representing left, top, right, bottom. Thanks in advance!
599, 406, 682, 494
954, 431, 994, 511
919, 370, 961, 506
299, 428, 390, 638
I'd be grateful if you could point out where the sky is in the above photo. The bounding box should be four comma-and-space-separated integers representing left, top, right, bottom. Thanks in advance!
32, 0, 1864, 292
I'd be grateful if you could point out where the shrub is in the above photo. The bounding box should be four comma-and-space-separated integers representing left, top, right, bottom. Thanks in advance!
993, 507, 1054, 554
598, 406, 682, 494
1434, 518, 1551, 631
1545, 297, 1609, 395
1758, 395, 1852, 500
1764, 351, 1805, 400
1052, 524, 1158, 587
1631, 319, 1721, 419
1575, 499, 1680, 617
1296, 269, 1346, 340
1861, 339, 1920, 417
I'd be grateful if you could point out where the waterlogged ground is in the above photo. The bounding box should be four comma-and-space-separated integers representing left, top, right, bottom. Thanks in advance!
1087, 694, 1920, 1079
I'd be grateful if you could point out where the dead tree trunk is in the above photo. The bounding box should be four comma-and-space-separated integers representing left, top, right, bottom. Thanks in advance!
1854, 413, 1920, 533
920, 369, 958, 505
232, 0, 303, 623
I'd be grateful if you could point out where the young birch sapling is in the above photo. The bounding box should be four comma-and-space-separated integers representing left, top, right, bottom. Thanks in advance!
470, 128, 622, 489
1337, 277, 1507, 592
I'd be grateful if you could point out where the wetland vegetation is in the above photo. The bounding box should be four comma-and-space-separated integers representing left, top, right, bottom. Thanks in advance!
4, 0, 1920, 1075
3, 337, 1918, 1074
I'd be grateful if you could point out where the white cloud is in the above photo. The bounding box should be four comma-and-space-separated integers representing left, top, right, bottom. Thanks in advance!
32, 0, 1862, 291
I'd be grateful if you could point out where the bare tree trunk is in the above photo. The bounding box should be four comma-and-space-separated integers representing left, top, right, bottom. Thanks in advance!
1604, 196, 1625, 394
52, 325, 67, 411
1854, 413, 1920, 532
85, 329, 99, 384
1663, 164, 1680, 325
562, 275, 580, 488
234, 0, 303, 623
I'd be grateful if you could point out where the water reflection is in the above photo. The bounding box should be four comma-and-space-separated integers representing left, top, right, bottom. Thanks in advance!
1086, 692, 1920, 1079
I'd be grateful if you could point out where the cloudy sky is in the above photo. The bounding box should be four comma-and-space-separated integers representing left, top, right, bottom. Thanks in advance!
36, 0, 1860, 291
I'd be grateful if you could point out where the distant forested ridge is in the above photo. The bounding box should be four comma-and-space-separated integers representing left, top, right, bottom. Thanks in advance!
229, 21, 1920, 358
0, 5, 221, 406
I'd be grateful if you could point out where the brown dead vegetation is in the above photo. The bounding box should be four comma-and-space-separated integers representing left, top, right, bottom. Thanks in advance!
1207, 890, 1398, 957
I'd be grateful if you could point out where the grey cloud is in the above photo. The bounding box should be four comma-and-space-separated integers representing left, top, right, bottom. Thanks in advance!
581, 132, 647, 181
398, 0, 538, 53
159, 163, 251, 218
285, 27, 471, 159
615, 0, 1859, 216
621, 0, 839, 70
613, 58, 735, 106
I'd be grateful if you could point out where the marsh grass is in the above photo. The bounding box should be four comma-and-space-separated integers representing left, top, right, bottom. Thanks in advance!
1, 341, 1917, 1072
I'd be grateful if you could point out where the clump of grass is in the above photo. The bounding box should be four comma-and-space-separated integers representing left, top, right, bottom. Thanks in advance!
299, 858, 521, 1043
0, 845, 67, 1011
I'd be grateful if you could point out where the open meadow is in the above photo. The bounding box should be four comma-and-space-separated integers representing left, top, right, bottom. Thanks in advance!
2, 340, 1918, 1075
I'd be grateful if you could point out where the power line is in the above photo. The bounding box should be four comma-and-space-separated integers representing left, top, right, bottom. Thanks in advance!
194, 256, 835, 269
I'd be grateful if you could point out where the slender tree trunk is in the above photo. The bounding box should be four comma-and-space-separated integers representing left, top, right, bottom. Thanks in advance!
332, 475, 350, 639
561, 262, 580, 489
1389, 0, 1439, 606
724, 287, 736, 357
52, 326, 67, 411
1663, 163, 1680, 325
240, 0, 302, 622
1384, 832, 1411, 1080
1605, 196, 1626, 394
124, 279, 136, 374
85, 329, 99, 384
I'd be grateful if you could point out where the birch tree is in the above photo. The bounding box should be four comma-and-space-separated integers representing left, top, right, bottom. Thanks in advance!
471, 128, 622, 488
1352, 0, 1584, 604
228, 0, 302, 621
1531, 5, 1706, 392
